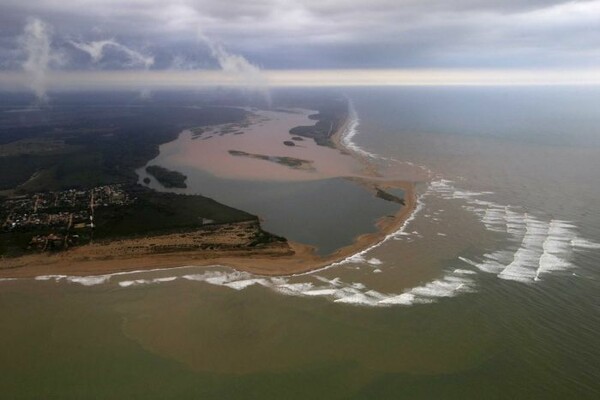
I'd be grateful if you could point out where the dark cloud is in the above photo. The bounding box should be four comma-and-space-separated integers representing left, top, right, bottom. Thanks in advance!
0, 0, 598, 69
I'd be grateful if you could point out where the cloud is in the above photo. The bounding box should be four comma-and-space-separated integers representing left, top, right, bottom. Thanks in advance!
1, 1, 599, 71
208, 42, 262, 80
214, 43, 271, 105
20, 18, 59, 102
177, 10, 272, 102
201, 36, 270, 101
70, 39, 154, 68
69, 38, 155, 100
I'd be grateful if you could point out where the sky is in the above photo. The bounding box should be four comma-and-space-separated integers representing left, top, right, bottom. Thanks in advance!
0, 0, 599, 94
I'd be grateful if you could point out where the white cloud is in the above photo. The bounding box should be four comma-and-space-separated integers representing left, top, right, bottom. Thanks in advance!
1, 0, 599, 69
70, 39, 154, 68
20, 17, 62, 102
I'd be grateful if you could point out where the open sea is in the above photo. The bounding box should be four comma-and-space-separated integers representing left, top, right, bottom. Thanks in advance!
1, 86, 599, 399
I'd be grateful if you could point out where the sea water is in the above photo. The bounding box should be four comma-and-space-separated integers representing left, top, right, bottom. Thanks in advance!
1, 87, 599, 399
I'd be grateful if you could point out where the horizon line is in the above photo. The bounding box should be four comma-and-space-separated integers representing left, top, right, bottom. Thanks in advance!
1, 68, 600, 90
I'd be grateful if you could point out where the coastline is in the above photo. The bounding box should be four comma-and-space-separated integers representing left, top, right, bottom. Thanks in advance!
0, 109, 420, 280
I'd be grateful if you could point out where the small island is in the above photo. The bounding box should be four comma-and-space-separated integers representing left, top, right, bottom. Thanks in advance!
0, 98, 417, 280
228, 150, 314, 170
145, 165, 188, 189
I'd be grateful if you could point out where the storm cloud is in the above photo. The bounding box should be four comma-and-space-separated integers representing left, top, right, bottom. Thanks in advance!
0, 0, 599, 71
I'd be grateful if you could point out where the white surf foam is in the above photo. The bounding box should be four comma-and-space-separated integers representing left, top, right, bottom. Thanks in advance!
378, 269, 475, 306
430, 179, 592, 285
571, 238, 600, 249
535, 219, 577, 279
67, 275, 111, 286
453, 268, 477, 275
498, 217, 549, 283
35, 275, 67, 281
124, 276, 179, 286
340, 99, 380, 160
302, 288, 339, 296
334, 289, 386, 306
31, 274, 110, 286
224, 278, 269, 290
119, 280, 140, 288
118, 276, 177, 287
274, 282, 315, 295
168, 264, 474, 307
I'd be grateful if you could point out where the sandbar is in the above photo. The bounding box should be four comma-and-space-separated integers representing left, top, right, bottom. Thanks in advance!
0, 107, 419, 279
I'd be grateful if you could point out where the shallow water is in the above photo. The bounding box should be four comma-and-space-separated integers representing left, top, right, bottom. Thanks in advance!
137, 108, 400, 255
138, 168, 401, 255
1, 87, 599, 398
154, 109, 361, 181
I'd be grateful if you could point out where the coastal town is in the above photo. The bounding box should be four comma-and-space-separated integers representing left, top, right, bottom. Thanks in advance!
0, 185, 133, 252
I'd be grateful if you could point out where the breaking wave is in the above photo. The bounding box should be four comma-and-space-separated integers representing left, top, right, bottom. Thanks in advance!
431, 179, 598, 284
340, 99, 380, 160
4, 102, 598, 308
11, 177, 598, 307
177, 266, 477, 307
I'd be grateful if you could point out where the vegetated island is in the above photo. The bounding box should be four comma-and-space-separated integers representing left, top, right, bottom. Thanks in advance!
228, 150, 314, 170
0, 96, 417, 279
145, 165, 187, 188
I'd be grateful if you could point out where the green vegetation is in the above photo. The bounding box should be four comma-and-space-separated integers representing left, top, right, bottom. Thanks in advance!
375, 188, 406, 205
0, 138, 80, 157
0, 95, 352, 258
0, 105, 247, 193
0, 185, 284, 256
289, 98, 348, 147
145, 165, 187, 189
0, 100, 286, 256
93, 186, 257, 240
228, 150, 313, 169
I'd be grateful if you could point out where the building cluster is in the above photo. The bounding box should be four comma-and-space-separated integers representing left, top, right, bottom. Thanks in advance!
0, 185, 133, 251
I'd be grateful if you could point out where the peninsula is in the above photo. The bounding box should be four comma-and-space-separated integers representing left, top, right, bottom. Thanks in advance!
0, 98, 418, 279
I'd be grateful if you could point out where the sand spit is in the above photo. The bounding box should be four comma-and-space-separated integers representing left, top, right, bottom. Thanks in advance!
0, 182, 416, 279
0, 106, 419, 279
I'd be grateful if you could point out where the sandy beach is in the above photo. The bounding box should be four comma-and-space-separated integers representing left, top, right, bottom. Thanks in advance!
0, 108, 419, 279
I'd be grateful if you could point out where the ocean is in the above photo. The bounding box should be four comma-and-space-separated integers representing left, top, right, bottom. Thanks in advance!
0, 86, 599, 399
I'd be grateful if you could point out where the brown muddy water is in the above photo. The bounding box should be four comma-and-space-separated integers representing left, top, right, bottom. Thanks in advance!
1, 87, 599, 399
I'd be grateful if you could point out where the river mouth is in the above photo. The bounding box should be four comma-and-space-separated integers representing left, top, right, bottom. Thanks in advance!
137, 108, 403, 256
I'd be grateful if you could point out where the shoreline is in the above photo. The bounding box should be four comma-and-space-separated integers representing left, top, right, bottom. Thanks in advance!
0, 108, 420, 280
